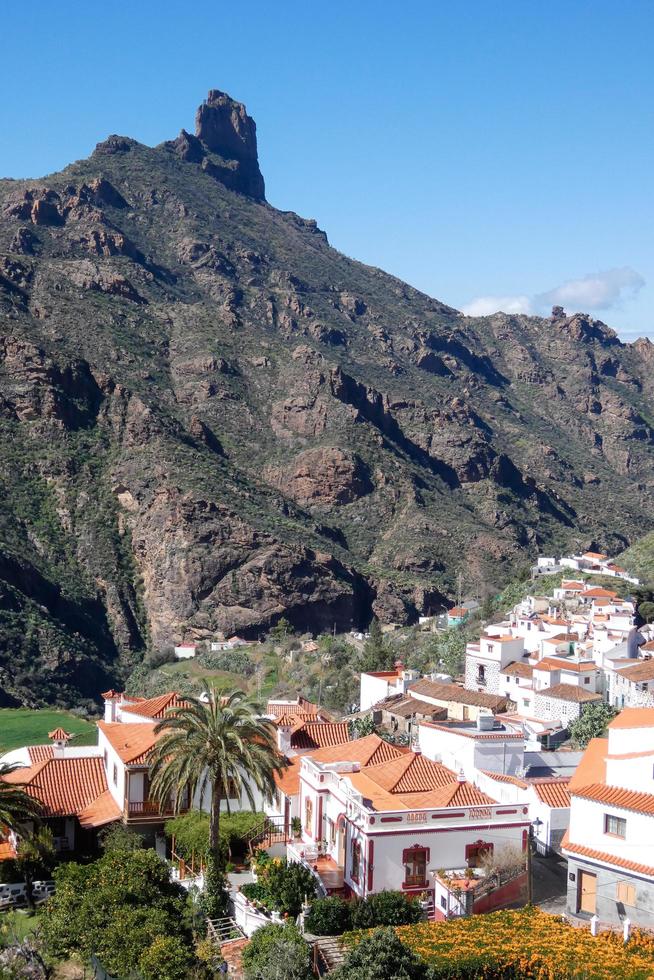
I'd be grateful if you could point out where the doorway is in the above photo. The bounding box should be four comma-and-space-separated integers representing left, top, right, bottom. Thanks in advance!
578, 871, 597, 915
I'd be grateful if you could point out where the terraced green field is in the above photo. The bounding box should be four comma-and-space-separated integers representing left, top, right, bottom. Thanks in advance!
0, 708, 97, 754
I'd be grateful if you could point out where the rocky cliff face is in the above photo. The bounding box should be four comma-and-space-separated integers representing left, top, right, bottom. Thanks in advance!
1, 90, 653, 705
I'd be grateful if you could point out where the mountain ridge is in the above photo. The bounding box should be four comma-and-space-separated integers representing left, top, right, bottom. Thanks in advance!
1, 89, 653, 705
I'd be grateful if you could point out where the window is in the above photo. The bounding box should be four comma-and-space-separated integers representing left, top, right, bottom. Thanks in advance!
403, 846, 428, 886
304, 796, 313, 835
604, 814, 626, 838
616, 881, 636, 906
351, 839, 361, 882
477, 665, 486, 684
465, 841, 493, 868
440, 894, 447, 909
584, 677, 591, 685
112, 763, 118, 786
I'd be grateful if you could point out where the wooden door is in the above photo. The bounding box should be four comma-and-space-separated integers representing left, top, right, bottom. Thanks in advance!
579, 871, 597, 914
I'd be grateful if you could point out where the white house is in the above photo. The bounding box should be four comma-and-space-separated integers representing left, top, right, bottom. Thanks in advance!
287, 735, 529, 913
609, 659, 654, 709
417, 718, 525, 780
359, 664, 420, 712
563, 707, 654, 925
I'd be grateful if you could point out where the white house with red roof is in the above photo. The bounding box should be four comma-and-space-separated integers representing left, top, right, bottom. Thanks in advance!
359, 663, 421, 711
287, 734, 529, 911
563, 707, 654, 925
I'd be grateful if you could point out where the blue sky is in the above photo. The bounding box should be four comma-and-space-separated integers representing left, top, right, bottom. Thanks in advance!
2, 1, 653, 337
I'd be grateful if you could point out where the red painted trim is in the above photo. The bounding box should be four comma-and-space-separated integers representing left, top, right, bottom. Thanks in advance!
367, 822, 530, 839
317, 795, 323, 841
496, 808, 518, 815
367, 840, 374, 893
381, 816, 403, 823
402, 844, 431, 862
402, 881, 428, 891
432, 811, 466, 819
522, 829, 528, 851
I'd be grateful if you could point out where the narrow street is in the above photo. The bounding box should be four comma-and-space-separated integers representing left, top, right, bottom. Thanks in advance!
533, 854, 568, 917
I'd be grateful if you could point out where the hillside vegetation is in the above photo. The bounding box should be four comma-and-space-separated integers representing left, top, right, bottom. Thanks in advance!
3, 89, 654, 704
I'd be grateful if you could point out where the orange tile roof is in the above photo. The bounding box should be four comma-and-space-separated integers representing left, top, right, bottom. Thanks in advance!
267, 698, 319, 718
274, 712, 318, 727
541, 683, 601, 703
78, 789, 122, 828
615, 661, 654, 682
274, 756, 302, 797
448, 606, 469, 617
608, 708, 654, 730
308, 733, 408, 768
28, 745, 54, 763
480, 770, 529, 788
97, 721, 160, 765
120, 692, 189, 719
101, 689, 122, 699
0, 840, 17, 861
568, 737, 607, 791
571, 782, 654, 815
535, 658, 595, 673
583, 587, 618, 598
2, 756, 114, 823
408, 679, 507, 711
502, 662, 533, 679
290, 722, 350, 751
347, 758, 497, 812
582, 552, 607, 560
562, 830, 654, 877
48, 727, 72, 741
561, 581, 585, 590
364, 753, 456, 793
530, 778, 571, 808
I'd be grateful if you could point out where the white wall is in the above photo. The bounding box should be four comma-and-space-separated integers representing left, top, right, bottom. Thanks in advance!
568, 795, 654, 870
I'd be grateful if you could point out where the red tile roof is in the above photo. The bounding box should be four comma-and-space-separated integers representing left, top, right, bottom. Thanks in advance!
541, 683, 602, 703
530, 778, 571, 809
308, 733, 408, 768
571, 782, 654, 815
48, 727, 72, 741
408, 679, 508, 711
28, 745, 54, 763
267, 697, 319, 718
615, 661, 654, 683
502, 662, 533, 679
120, 692, 189, 719
568, 737, 608, 791
480, 770, 529, 788
2, 756, 118, 826
274, 756, 302, 797
290, 722, 351, 751
97, 721, 159, 765
562, 830, 654, 877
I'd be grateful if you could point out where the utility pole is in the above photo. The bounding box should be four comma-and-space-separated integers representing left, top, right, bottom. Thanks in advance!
526, 825, 533, 905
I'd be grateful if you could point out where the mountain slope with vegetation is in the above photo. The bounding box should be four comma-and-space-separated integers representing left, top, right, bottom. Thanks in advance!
2, 89, 654, 705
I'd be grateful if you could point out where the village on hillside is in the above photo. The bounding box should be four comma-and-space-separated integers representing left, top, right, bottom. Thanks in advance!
2, 547, 654, 977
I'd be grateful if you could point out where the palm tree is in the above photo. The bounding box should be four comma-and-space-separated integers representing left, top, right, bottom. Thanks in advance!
148, 686, 285, 872
0, 762, 42, 834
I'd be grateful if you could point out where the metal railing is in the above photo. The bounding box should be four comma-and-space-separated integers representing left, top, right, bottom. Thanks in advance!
207, 916, 245, 945
245, 815, 287, 851
127, 800, 189, 817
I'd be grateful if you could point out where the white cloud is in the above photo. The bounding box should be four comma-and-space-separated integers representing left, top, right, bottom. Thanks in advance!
462, 266, 645, 319
535, 267, 645, 312
461, 295, 532, 317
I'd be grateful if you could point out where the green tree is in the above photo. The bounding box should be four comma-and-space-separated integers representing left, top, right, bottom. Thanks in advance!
360, 619, 393, 672
148, 685, 284, 915
332, 927, 431, 980
99, 822, 144, 852
569, 702, 618, 748
638, 601, 654, 624
241, 922, 312, 980
138, 934, 193, 980
269, 617, 292, 642
349, 714, 377, 739
0, 762, 42, 833
15, 827, 55, 909
40, 848, 192, 977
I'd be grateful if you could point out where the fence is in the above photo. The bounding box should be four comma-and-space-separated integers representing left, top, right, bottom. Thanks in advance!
0, 879, 55, 910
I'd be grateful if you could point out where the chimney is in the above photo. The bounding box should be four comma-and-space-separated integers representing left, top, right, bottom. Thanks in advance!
101, 689, 120, 722
457, 768, 466, 783
48, 728, 72, 759
277, 720, 294, 755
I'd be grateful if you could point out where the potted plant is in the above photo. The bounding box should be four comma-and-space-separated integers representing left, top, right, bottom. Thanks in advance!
417, 890, 431, 910
291, 817, 302, 840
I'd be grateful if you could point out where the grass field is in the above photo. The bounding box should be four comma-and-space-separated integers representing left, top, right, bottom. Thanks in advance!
0, 708, 97, 754
0, 909, 42, 947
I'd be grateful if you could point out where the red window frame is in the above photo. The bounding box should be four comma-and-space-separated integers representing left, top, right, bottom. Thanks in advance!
465, 840, 494, 867
351, 839, 362, 883
403, 845, 429, 887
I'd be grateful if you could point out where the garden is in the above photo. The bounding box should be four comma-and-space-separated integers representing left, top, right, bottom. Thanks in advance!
339, 907, 654, 979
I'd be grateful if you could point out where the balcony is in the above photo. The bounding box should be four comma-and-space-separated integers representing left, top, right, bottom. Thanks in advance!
126, 800, 189, 820
286, 842, 345, 895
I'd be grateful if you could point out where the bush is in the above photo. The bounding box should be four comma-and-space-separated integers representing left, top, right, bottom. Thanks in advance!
333, 927, 430, 980
305, 896, 353, 935
99, 823, 144, 852
241, 882, 268, 904
351, 891, 422, 929
242, 922, 312, 980
198, 648, 255, 675
257, 858, 318, 918
138, 935, 193, 980
164, 808, 264, 863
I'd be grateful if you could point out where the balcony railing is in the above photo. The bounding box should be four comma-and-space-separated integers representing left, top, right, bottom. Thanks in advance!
127, 801, 189, 818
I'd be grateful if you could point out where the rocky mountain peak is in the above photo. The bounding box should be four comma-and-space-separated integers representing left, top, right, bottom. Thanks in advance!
190, 89, 265, 201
